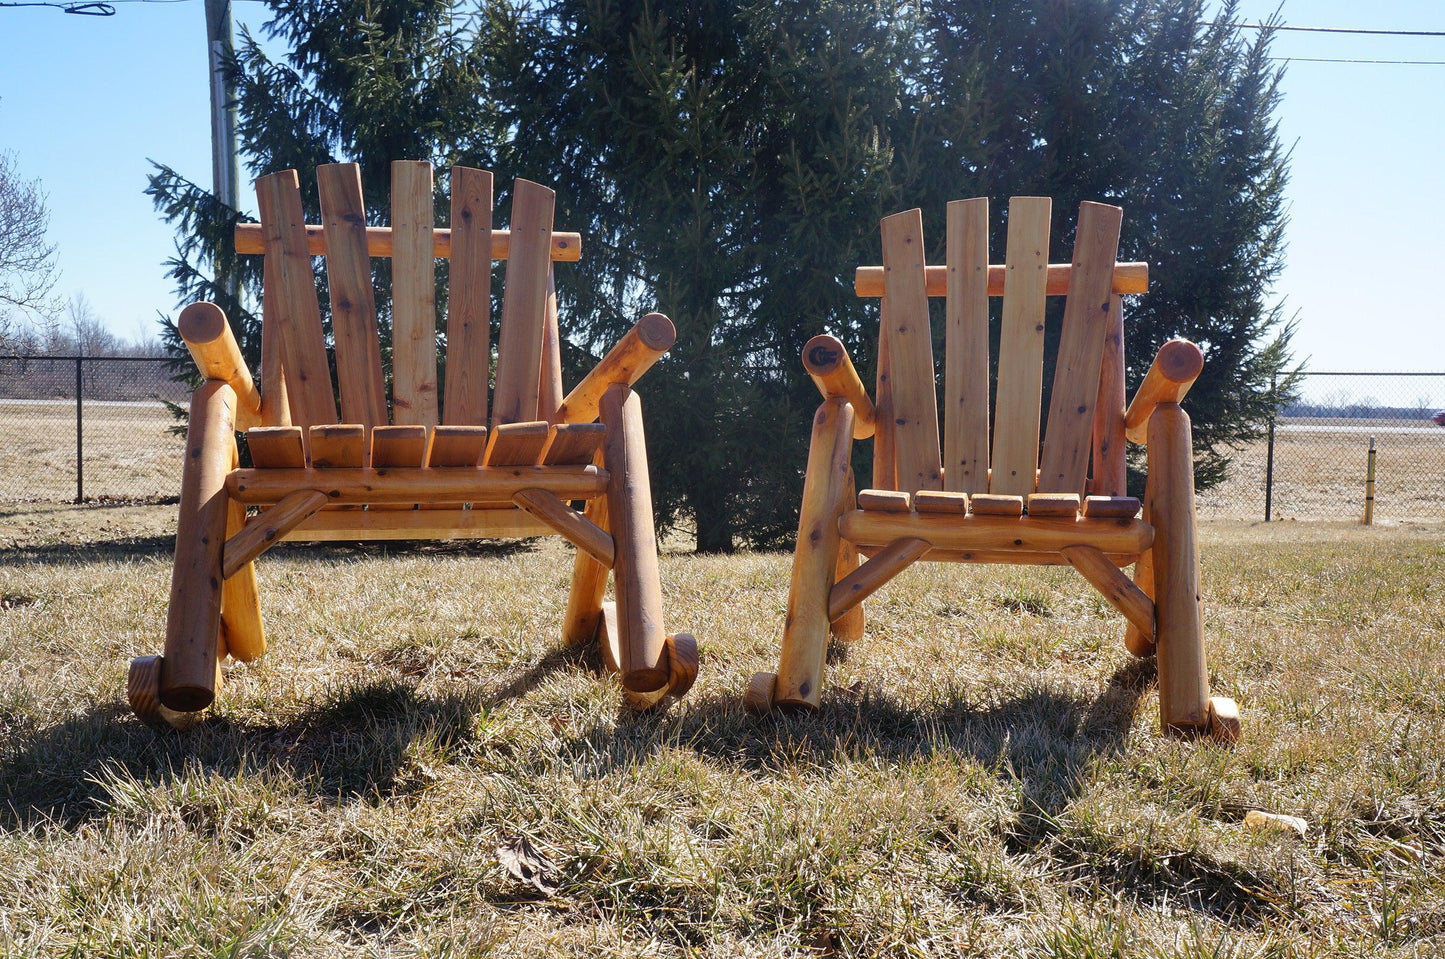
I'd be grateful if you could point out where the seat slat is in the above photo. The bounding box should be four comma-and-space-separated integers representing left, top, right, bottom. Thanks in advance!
944, 197, 990, 494
857, 489, 912, 513
483, 421, 553, 467
990, 196, 1051, 496
247, 426, 305, 468
913, 490, 969, 515
308, 425, 365, 468
544, 423, 607, 465
391, 160, 439, 426
372, 425, 431, 468
493, 179, 555, 426
442, 166, 492, 426
1026, 492, 1082, 517
427, 425, 488, 467
1082, 495, 1141, 519
880, 208, 941, 494
316, 163, 388, 429
969, 494, 1024, 517
1039, 201, 1124, 495
254, 170, 337, 431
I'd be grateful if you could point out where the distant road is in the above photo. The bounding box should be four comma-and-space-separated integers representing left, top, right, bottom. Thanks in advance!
0, 398, 183, 409
1278, 424, 1442, 436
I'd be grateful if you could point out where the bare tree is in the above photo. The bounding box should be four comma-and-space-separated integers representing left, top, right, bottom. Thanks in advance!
0, 148, 61, 347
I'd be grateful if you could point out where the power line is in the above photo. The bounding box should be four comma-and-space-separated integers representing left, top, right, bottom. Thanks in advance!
1208, 22, 1445, 37
1269, 57, 1445, 65
0, 1, 115, 13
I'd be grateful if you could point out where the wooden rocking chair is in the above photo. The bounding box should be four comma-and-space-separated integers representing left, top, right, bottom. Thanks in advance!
128, 161, 697, 729
745, 197, 1239, 742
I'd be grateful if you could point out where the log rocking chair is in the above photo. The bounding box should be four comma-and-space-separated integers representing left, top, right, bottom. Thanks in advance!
128, 161, 697, 729
745, 196, 1239, 743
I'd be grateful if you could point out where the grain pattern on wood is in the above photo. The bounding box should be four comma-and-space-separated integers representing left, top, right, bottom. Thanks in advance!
247, 426, 306, 468
160, 381, 235, 712
443, 166, 493, 426
840, 509, 1153, 554
544, 423, 607, 465
391, 160, 439, 426
235, 222, 581, 261
555, 313, 676, 424
828, 536, 930, 622
371, 424, 431, 467
856, 489, 912, 512
777, 397, 856, 708
854, 261, 1148, 298
831, 467, 864, 643
223, 489, 328, 578
863, 546, 1135, 567
220, 494, 265, 662
427, 425, 488, 467
913, 490, 969, 514
308, 424, 366, 468
880, 208, 942, 493
944, 197, 990, 494
872, 296, 897, 490
1082, 495, 1141, 519
513, 488, 615, 567
539, 268, 564, 422
259, 258, 291, 427
802, 334, 875, 439
317, 163, 388, 427
969, 493, 1024, 517
228, 465, 609, 504
254, 170, 337, 430
1092, 294, 1128, 496
285, 507, 554, 541
1039, 202, 1124, 495
1124, 339, 1205, 444
483, 420, 552, 467
1026, 492, 1082, 517
600, 385, 668, 692
1147, 403, 1210, 731
990, 197, 1051, 496
493, 179, 555, 426
563, 494, 610, 645
178, 303, 262, 431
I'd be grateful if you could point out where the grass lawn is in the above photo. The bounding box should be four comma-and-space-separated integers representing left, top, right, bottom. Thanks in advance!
1, 505, 1442, 956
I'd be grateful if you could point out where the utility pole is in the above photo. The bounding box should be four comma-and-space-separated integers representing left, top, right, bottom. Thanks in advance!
204, 0, 241, 302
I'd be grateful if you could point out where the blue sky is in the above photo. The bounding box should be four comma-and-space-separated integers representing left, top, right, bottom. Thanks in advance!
0, 0, 1441, 375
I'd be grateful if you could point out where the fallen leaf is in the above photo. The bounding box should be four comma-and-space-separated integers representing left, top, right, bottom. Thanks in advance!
1244, 810, 1309, 840
497, 833, 560, 896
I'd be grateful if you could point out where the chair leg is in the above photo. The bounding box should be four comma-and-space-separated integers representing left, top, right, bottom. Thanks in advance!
831, 468, 865, 643
562, 494, 610, 646
1124, 492, 1156, 657
144, 380, 236, 719
220, 481, 266, 663
757, 397, 856, 711
598, 384, 669, 694
1147, 402, 1237, 741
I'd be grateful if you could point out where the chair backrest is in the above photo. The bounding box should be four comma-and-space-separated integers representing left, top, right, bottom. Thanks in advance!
241, 162, 581, 440
857, 197, 1145, 500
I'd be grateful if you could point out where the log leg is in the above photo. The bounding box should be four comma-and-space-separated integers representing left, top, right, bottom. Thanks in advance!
1124, 481, 1156, 657
157, 380, 236, 713
562, 494, 610, 646
599, 384, 668, 693
831, 467, 865, 643
221, 493, 266, 662
765, 397, 855, 710
1147, 403, 1213, 735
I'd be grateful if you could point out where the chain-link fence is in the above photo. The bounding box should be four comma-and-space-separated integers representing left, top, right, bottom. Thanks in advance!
0, 356, 189, 504
1198, 371, 1445, 522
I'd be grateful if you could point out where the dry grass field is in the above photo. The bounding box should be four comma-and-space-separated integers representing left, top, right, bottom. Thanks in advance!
0, 400, 185, 503
1, 503, 1442, 956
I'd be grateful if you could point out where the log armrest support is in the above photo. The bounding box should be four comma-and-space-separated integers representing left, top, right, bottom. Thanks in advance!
802, 334, 876, 440
1124, 338, 1204, 445
556, 313, 677, 424
179, 302, 263, 431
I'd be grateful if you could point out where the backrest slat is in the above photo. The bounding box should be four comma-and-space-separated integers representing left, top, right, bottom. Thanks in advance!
317, 163, 388, 431
255, 169, 337, 432
1038, 201, 1123, 494
1091, 293, 1128, 496
258, 257, 291, 427
989, 196, 1051, 496
943, 197, 990, 494
492, 178, 555, 427
390, 160, 439, 426
880, 209, 942, 493
442, 165, 493, 426
539, 267, 564, 423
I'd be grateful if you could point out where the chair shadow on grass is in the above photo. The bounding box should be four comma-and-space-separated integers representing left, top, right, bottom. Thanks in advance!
0, 534, 543, 568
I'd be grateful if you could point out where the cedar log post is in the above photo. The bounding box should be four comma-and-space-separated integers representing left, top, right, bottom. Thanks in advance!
160, 380, 237, 711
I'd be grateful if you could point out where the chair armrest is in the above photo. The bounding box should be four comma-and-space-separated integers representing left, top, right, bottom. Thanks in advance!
556, 312, 676, 424
1124, 339, 1204, 445
178, 303, 262, 431
802, 334, 876, 440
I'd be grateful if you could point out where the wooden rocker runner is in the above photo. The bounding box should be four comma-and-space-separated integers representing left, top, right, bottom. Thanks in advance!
745, 196, 1239, 743
129, 161, 697, 729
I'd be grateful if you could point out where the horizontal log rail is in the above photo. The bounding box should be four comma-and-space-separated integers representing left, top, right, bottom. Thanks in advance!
1124, 339, 1204, 444
234, 223, 582, 262
840, 509, 1154, 555
283, 507, 555, 541
854, 261, 1148, 298
226, 464, 609, 504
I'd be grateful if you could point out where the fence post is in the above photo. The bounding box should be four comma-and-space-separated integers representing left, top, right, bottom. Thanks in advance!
75, 355, 84, 504
1263, 370, 1276, 522
1363, 435, 1376, 525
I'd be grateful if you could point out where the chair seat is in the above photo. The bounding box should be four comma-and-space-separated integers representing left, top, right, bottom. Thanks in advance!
855, 488, 1140, 520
